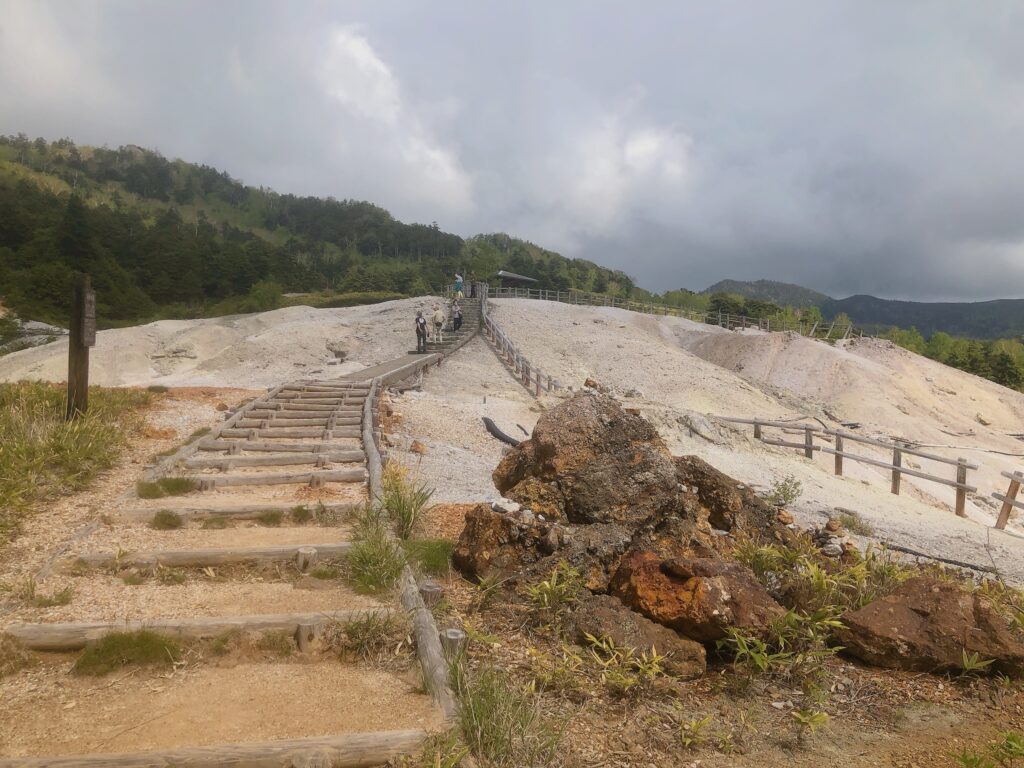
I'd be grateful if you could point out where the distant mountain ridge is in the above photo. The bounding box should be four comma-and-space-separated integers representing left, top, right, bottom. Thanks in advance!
702, 278, 1024, 339
702, 279, 829, 308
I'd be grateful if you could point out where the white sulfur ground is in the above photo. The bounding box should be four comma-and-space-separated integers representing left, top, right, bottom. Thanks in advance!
5, 295, 1023, 582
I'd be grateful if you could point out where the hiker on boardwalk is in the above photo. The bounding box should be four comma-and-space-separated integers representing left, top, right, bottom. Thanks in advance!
454, 272, 464, 298
415, 310, 428, 353
468, 270, 477, 298
431, 303, 446, 343
452, 300, 463, 332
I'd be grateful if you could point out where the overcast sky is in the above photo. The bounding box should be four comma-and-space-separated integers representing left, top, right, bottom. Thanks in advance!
2, 1, 1023, 301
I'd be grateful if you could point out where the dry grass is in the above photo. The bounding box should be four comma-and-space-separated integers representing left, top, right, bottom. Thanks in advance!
0, 633, 33, 678
72, 630, 180, 676
0, 382, 150, 542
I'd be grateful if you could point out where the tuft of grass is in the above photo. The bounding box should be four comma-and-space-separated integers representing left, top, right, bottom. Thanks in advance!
0, 633, 33, 678
146, 384, 169, 394
13, 578, 73, 607
188, 427, 210, 441
764, 474, 802, 506
0, 382, 150, 542
200, 515, 230, 529
136, 476, 197, 499
150, 509, 183, 530
451, 661, 566, 767
291, 505, 313, 524
347, 505, 403, 594
382, 463, 434, 539
122, 572, 146, 586
403, 539, 455, 576
837, 510, 874, 537
152, 564, 186, 585
255, 630, 294, 658
524, 560, 584, 626
325, 612, 407, 662
256, 510, 283, 527
72, 630, 180, 676
309, 564, 342, 580
207, 629, 241, 657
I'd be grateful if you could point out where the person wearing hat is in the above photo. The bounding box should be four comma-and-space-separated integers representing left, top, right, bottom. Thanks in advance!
415, 309, 428, 353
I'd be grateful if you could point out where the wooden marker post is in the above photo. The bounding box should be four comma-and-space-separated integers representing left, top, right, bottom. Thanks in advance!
954, 459, 968, 517
66, 274, 96, 420
891, 444, 902, 495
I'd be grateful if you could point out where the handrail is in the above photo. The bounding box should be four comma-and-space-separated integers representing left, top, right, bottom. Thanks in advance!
719, 415, 978, 518
478, 282, 562, 398
483, 286, 860, 340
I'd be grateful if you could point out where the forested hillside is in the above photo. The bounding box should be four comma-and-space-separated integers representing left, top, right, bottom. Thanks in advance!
702, 279, 829, 308
0, 134, 634, 327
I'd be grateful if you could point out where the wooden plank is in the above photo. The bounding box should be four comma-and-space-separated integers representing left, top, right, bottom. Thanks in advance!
117, 502, 358, 522
219, 427, 360, 439
717, 416, 823, 432
760, 437, 822, 452
190, 469, 364, 488
0, 731, 426, 768
61, 543, 351, 570
4, 608, 391, 651
235, 417, 361, 428
185, 451, 363, 469
247, 408, 362, 419
1000, 470, 1024, 482
197, 440, 360, 454
400, 566, 457, 719
814, 446, 977, 491
827, 430, 979, 468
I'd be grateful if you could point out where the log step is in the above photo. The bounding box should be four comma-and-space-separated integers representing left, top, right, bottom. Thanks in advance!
273, 395, 366, 404
61, 542, 351, 570
219, 427, 360, 439
197, 440, 361, 454
0, 730, 427, 768
276, 402, 360, 412
4, 608, 391, 651
247, 408, 363, 418
190, 468, 365, 488
235, 417, 362, 428
185, 451, 364, 469
117, 502, 359, 522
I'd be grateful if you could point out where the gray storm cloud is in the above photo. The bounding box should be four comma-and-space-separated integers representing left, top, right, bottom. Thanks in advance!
1, 0, 1022, 301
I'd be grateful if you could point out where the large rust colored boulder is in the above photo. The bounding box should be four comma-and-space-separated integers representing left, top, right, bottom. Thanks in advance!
836, 577, 1024, 676
674, 456, 779, 533
521, 523, 633, 593
492, 392, 681, 525
452, 504, 564, 581
567, 594, 706, 679
609, 552, 784, 643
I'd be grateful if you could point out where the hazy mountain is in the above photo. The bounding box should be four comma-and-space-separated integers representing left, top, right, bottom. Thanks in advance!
702, 279, 830, 308
821, 295, 1024, 339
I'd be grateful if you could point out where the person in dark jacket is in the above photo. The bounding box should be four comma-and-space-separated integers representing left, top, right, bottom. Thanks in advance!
452, 300, 463, 332
415, 310, 427, 352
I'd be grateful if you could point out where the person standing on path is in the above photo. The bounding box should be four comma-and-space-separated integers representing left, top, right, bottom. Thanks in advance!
415, 310, 428, 353
431, 303, 446, 343
468, 270, 477, 298
454, 273, 464, 298
452, 300, 463, 332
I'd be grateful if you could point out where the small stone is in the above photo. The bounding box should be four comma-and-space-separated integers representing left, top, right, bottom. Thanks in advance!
215, 402, 229, 411
776, 510, 794, 525
492, 499, 521, 515
825, 517, 843, 533
410, 440, 427, 455
821, 543, 843, 557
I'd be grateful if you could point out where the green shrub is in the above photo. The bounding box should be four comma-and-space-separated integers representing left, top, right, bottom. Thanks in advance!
146, 384, 169, 393
327, 612, 406, 662
136, 476, 197, 499
150, 510, 183, 530
0, 382, 150, 542
452, 661, 566, 767
72, 631, 180, 676
764, 475, 802, 506
348, 527, 404, 594
291, 505, 313, 524
382, 464, 434, 539
524, 561, 584, 625
403, 539, 454, 576
837, 510, 874, 537
256, 510, 283, 527
200, 516, 229, 529
255, 630, 294, 658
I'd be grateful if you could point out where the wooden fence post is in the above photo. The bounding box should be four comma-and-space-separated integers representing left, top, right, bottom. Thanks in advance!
803, 426, 814, 459
891, 444, 902, 495
996, 474, 1021, 530
535, 369, 541, 397
954, 459, 968, 517
834, 434, 844, 476
66, 274, 96, 420
753, 422, 762, 440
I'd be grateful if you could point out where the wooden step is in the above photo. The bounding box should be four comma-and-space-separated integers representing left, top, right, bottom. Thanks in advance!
4, 607, 391, 651
197, 440, 360, 454
61, 542, 351, 570
185, 451, 363, 469
235, 417, 361, 429
0, 730, 428, 768
191, 468, 365, 489
219, 427, 360, 439
117, 502, 359, 522
247, 408, 363, 419
271, 395, 365, 405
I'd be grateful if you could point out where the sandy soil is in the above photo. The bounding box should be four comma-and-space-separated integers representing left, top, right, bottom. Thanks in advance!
0, 662, 442, 758
0, 298, 446, 388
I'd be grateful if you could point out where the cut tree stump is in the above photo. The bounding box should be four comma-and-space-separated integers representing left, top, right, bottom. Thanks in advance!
295, 546, 319, 573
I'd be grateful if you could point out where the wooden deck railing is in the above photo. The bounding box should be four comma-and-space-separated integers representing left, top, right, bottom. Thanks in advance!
484, 286, 860, 340
717, 416, 979, 518
478, 283, 563, 397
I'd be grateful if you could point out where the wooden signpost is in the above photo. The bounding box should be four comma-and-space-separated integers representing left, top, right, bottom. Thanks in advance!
66, 274, 95, 420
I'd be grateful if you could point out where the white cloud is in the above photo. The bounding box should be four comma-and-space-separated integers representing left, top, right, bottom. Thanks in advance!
317, 26, 472, 216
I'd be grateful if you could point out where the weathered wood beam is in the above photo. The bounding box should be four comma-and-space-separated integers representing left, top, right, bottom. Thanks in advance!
184, 451, 363, 469
60, 543, 351, 570
190, 468, 365, 488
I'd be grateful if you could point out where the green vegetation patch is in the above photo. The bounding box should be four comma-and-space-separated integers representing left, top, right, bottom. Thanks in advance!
0, 382, 150, 544
72, 630, 180, 676
402, 539, 455, 576
136, 476, 197, 499
149, 509, 184, 530
347, 505, 403, 594
0, 633, 33, 678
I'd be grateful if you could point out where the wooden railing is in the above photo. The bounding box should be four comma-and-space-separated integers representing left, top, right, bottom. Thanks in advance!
994, 471, 1024, 530
479, 283, 563, 397
485, 286, 860, 340
717, 416, 979, 518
